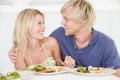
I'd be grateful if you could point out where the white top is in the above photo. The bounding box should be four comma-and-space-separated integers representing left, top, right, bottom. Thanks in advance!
41, 57, 56, 67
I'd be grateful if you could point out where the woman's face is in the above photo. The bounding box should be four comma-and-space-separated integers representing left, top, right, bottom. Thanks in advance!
30, 14, 45, 39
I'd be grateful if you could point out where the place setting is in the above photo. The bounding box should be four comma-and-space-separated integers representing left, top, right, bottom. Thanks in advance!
0, 70, 33, 80
0, 65, 117, 80
70, 66, 115, 76
26, 64, 70, 75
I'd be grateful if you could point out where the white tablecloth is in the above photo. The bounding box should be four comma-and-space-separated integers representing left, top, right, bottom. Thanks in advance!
29, 72, 120, 80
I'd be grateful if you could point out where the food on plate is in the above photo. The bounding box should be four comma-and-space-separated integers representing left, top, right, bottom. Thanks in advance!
0, 71, 21, 80
89, 69, 105, 74
27, 64, 65, 73
27, 64, 55, 73
38, 67, 55, 73
77, 66, 106, 74
57, 67, 65, 72
27, 64, 46, 72
77, 66, 88, 73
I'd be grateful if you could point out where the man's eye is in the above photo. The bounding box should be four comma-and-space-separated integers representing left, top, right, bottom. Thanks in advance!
65, 18, 68, 21
38, 22, 41, 24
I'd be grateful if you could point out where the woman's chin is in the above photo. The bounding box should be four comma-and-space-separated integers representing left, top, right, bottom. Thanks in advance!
38, 36, 44, 40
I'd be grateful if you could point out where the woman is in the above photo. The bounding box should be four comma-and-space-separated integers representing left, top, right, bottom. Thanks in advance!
9, 8, 75, 70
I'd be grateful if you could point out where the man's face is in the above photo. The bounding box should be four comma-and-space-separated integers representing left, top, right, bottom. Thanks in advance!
61, 7, 81, 36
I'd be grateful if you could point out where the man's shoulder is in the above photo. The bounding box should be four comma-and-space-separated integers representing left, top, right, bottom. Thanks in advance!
53, 27, 64, 33
50, 27, 65, 37
94, 30, 113, 42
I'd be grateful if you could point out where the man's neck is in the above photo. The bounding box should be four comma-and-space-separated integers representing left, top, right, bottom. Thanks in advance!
74, 29, 92, 49
75, 29, 92, 42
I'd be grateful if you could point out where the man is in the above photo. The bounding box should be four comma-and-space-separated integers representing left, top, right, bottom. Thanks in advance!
50, 0, 120, 69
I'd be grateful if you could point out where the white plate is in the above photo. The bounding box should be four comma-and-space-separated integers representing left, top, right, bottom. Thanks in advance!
34, 66, 70, 75
18, 70, 34, 79
70, 67, 115, 76
0, 71, 21, 80
0, 70, 34, 80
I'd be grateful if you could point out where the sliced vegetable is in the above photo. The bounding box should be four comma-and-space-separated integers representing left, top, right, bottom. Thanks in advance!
77, 66, 88, 73
27, 64, 46, 72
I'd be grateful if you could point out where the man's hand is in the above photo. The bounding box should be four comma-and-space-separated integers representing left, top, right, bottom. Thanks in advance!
61, 56, 75, 68
8, 47, 18, 63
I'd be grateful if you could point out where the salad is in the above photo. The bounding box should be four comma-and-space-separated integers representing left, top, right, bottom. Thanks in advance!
27, 64, 55, 73
77, 66, 106, 74
0, 71, 21, 80
27, 64, 65, 73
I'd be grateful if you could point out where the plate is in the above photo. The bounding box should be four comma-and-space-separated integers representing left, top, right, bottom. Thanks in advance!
18, 70, 34, 79
34, 66, 70, 75
0, 71, 21, 80
0, 70, 34, 80
70, 67, 115, 76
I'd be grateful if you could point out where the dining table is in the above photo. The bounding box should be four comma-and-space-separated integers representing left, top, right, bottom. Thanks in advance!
1, 67, 120, 80
23, 70, 120, 80
30, 73, 119, 80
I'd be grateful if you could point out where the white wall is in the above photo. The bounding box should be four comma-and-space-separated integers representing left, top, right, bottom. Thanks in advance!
94, 10, 120, 54
0, 0, 120, 71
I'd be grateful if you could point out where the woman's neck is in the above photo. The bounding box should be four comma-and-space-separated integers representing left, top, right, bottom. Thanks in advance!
28, 38, 42, 51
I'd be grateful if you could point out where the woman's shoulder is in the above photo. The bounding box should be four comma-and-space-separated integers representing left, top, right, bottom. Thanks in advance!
43, 36, 57, 42
43, 37, 58, 46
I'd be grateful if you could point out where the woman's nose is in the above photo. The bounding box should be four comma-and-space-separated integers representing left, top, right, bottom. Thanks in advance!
41, 25, 45, 32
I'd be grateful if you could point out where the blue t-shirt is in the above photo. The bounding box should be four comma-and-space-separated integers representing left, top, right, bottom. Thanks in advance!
50, 27, 120, 69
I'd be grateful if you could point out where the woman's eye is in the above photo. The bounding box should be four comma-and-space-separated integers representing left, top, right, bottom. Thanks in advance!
38, 22, 44, 25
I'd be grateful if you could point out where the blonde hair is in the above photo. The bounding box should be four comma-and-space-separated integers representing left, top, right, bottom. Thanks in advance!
13, 8, 44, 55
61, 0, 96, 31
